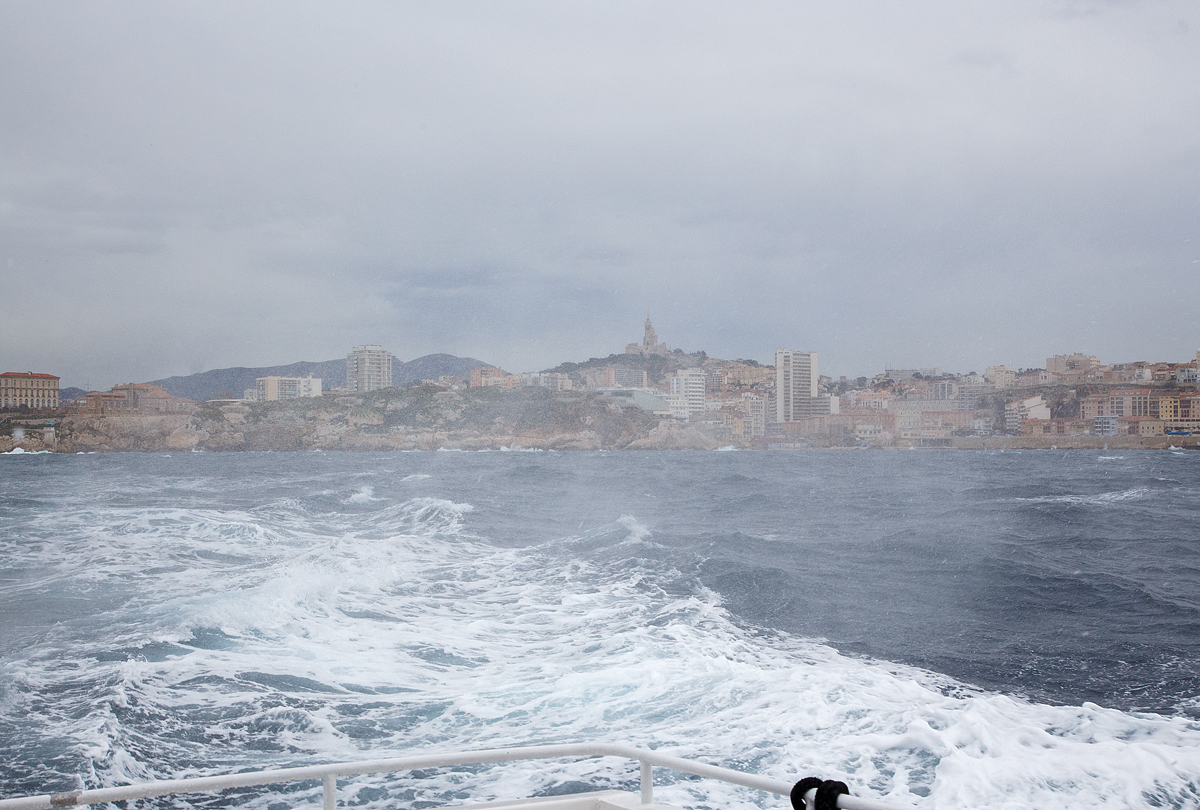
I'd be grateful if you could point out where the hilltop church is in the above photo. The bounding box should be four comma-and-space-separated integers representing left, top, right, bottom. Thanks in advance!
625, 313, 671, 356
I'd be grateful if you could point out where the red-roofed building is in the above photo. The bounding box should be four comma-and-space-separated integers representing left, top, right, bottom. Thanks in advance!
0, 372, 60, 410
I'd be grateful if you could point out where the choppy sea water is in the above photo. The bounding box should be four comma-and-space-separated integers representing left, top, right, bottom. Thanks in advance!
2, 449, 1199, 810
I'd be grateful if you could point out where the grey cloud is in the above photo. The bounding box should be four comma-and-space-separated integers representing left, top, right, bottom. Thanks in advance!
1, 1, 1197, 386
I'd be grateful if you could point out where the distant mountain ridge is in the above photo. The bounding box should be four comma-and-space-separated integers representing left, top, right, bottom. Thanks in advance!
147, 354, 490, 401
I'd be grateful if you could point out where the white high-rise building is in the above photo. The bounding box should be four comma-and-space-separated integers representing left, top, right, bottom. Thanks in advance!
775, 349, 817, 422
347, 345, 393, 393
669, 368, 706, 417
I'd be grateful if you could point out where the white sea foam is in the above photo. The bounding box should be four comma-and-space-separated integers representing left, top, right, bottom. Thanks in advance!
3, 492, 1199, 810
1015, 487, 1150, 506
346, 485, 380, 504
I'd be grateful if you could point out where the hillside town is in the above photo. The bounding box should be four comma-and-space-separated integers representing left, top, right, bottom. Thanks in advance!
4, 316, 1200, 451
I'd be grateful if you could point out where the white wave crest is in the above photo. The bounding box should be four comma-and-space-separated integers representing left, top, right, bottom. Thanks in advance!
1016, 487, 1150, 506
345, 485, 380, 504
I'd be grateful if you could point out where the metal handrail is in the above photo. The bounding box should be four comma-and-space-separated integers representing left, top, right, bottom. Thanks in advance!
0, 742, 904, 810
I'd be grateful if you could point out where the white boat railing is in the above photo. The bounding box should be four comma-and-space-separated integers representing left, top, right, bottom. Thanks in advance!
0, 742, 904, 810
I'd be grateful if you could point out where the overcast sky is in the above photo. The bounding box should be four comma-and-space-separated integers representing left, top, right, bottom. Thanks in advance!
2, 1, 1197, 389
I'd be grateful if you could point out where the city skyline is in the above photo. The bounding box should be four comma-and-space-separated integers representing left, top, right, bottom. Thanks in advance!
8, 319, 1200, 394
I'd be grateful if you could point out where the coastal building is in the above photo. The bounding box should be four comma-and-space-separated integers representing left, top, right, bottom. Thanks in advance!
970, 416, 996, 434
741, 392, 767, 438
1017, 370, 1058, 387
669, 368, 706, 417
1004, 395, 1050, 434
775, 349, 836, 421
954, 384, 986, 411
1079, 390, 1200, 435
775, 349, 815, 422
469, 366, 506, 387
584, 367, 648, 389
346, 345, 392, 393
1179, 393, 1200, 420
472, 369, 517, 388
0, 372, 60, 410
1079, 395, 1109, 420
610, 368, 647, 388
1106, 362, 1154, 383
661, 392, 691, 420
1154, 395, 1180, 420
928, 381, 958, 400
601, 388, 673, 417
718, 407, 748, 441
1107, 389, 1152, 418
519, 372, 573, 390
255, 375, 322, 401
1021, 418, 1094, 437
77, 383, 191, 414
985, 366, 1016, 389
846, 389, 890, 411
722, 365, 775, 389
855, 422, 889, 443
1123, 416, 1165, 436
1046, 353, 1100, 376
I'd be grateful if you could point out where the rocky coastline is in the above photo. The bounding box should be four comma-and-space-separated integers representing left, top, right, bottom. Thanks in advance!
3, 387, 722, 453
3, 385, 1197, 453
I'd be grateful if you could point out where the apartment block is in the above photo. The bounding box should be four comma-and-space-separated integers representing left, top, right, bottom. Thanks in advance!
346, 345, 392, 393
661, 392, 692, 420
1107, 389, 1152, 418
775, 349, 819, 422
519, 372, 573, 390
985, 366, 1016, 389
1005, 396, 1050, 434
741, 392, 767, 438
1021, 418, 1094, 437
256, 375, 322, 401
1046, 353, 1100, 376
586, 367, 649, 388
669, 368, 706, 417
1123, 417, 1165, 436
469, 366, 506, 387
723, 365, 775, 388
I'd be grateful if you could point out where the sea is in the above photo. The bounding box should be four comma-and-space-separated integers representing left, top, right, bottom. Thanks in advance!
2, 449, 1199, 810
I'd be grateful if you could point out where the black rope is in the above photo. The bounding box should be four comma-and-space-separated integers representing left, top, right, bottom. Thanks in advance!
790, 778, 850, 810
815, 780, 849, 810
790, 778, 822, 810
